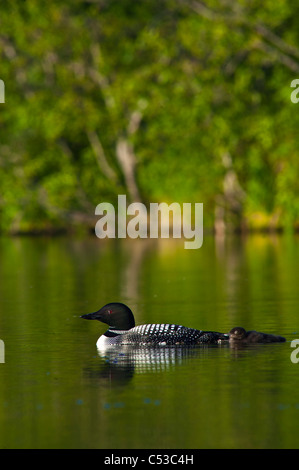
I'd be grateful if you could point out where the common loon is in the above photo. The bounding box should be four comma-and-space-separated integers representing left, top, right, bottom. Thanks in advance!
81, 302, 229, 348
229, 327, 286, 344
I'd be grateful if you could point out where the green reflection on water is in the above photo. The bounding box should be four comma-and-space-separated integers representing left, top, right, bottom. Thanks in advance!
0, 234, 298, 449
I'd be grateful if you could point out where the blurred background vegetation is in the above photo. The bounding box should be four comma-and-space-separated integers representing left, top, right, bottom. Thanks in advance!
0, 0, 299, 235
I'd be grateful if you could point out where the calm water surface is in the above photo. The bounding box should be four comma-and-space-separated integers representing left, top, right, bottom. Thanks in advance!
0, 234, 298, 449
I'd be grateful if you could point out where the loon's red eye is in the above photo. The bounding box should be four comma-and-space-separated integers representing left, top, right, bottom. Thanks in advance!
107, 309, 112, 314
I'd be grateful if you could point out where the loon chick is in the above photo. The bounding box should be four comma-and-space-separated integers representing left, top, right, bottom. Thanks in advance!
229, 327, 286, 344
81, 302, 229, 348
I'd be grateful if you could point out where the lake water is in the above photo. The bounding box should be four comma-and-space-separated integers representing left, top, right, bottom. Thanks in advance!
0, 234, 298, 449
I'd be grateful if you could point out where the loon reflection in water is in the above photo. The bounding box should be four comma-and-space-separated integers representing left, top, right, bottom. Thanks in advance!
83, 343, 226, 385
99, 344, 224, 372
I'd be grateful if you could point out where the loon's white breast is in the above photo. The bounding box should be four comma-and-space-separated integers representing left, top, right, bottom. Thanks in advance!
96, 330, 125, 350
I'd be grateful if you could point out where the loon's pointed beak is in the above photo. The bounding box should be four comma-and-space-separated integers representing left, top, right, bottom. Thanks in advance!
81, 311, 100, 320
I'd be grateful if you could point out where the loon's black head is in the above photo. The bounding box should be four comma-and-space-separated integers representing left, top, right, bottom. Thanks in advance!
229, 327, 246, 340
81, 302, 135, 330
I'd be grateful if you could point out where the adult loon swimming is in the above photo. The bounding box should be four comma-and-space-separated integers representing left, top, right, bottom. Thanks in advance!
229, 327, 286, 344
81, 302, 229, 348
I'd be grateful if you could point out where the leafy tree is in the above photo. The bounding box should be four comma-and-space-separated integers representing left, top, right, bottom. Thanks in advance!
0, 0, 298, 233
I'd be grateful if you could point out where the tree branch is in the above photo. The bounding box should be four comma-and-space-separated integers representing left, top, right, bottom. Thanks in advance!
116, 137, 141, 202
183, 0, 299, 72
87, 130, 118, 182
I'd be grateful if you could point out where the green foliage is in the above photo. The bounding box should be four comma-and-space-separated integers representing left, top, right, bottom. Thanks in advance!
0, 0, 298, 233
